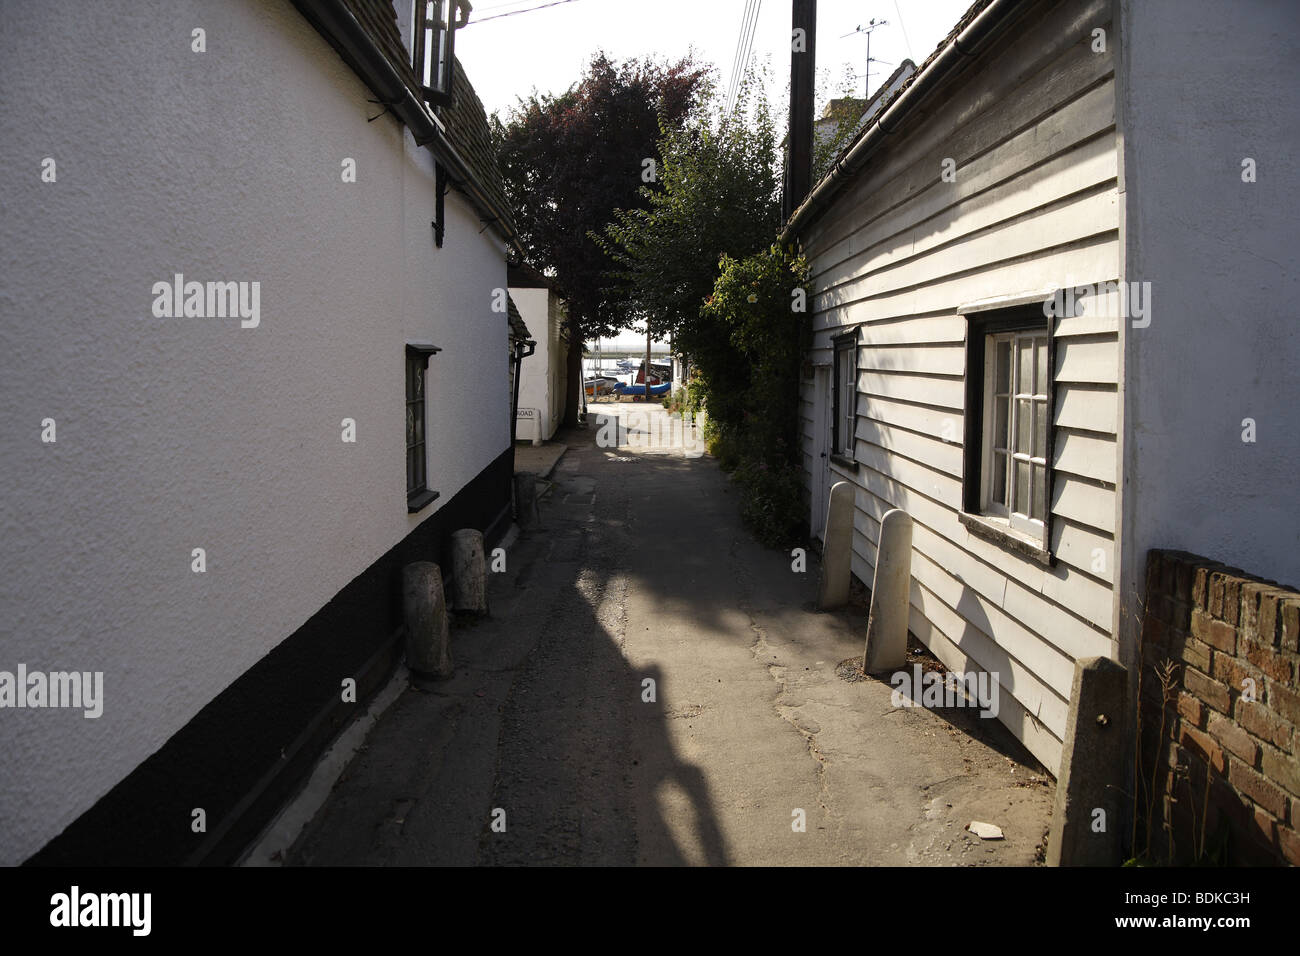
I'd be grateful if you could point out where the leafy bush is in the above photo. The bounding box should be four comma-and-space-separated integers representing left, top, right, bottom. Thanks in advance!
733, 457, 806, 547
694, 244, 810, 546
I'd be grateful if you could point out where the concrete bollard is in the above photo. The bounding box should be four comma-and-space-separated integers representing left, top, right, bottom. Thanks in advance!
514, 473, 539, 528
403, 562, 453, 678
817, 481, 854, 610
862, 509, 913, 674
450, 528, 488, 615
1047, 656, 1127, 866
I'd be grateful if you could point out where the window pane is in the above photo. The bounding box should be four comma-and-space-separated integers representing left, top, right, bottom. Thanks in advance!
1033, 464, 1047, 522
992, 450, 1007, 506
1017, 338, 1032, 394
995, 339, 1010, 394
994, 396, 1008, 451
1033, 399, 1047, 459
406, 405, 415, 448
1016, 398, 1031, 453
1014, 459, 1030, 514
1035, 338, 1048, 395
407, 449, 416, 494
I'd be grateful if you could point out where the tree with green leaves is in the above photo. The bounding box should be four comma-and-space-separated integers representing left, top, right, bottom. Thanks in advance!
492, 52, 707, 426
596, 64, 781, 349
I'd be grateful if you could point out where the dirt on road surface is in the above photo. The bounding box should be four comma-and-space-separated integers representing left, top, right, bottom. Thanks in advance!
281, 404, 1053, 866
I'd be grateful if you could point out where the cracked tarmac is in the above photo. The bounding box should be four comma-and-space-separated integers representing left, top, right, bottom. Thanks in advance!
283, 404, 1053, 866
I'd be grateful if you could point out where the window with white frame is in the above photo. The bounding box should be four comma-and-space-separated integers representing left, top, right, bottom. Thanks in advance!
832, 331, 857, 461
984, 330, 1049, 532
960, 305, 1054, 561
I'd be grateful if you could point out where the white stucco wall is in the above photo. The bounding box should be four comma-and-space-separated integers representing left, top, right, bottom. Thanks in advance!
1117, 0, 1300, 629
0, 0, 509, 864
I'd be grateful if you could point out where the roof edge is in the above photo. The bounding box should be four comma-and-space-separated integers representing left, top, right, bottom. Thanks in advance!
781, 0, 1030, 243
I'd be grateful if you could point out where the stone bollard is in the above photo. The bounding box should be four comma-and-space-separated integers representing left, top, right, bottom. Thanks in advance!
863, 509, 913, 674
514, 473, 539, 528
403, 562, 452, 678
817, 481, 854, 610
1047, 656, 1127, 866
450, 528, 488, 615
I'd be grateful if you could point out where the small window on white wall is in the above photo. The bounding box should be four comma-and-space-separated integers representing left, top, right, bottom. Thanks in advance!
832, 331, 857, 464
983, 329, 1049, 534
960, 304, 1054, 564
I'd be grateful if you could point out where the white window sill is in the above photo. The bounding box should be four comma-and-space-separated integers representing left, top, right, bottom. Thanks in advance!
958, 511, 1053, 566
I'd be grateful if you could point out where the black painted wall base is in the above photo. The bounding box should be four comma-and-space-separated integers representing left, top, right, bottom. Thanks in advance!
24, 446, 515, 867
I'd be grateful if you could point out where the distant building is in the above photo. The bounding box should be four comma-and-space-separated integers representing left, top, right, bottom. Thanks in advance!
509, 262, 567, 444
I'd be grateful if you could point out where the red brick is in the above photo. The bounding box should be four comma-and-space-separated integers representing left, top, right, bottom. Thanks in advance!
1251, 805, 1279, 848
1211, 653, 1260, 700
1260, 744, 1300, 799
1223, 576, 1243, 626
1141, 614, 1167, 652
1241, 581, 1276, 644
1210, 777, 1249, 826
1177, 692, 1205, 728
1279, 825, 1300, 866
1269, 681, 1300, 726
1145, 551, 1163, 597
1160, 557, 1177, 597
1257, 589, 1295, 648
1185, 666, 1232, 715
1191, 608, 1237, 653
1228, 757, 1289, 818
1243, 640, 1295, 683
1174, 560, 1195, 605
1167, 630, 1211, 673
1237, 699, 1294, 750
1181, 723, 1226, 774
1208, 712, 1260, 765
1206, 570, 1225, 615
1282, 600, 1300, 654
1194, 565, 1215, 611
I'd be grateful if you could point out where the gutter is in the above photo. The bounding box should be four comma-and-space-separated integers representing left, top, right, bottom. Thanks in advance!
293, 0, 525, 259
781, 0, 1027, 243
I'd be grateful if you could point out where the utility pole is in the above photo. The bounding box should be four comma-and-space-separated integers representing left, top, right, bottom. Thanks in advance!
784, 0, 817, 222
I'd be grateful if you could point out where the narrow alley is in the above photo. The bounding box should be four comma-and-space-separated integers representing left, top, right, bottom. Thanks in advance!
279, 405, 1053, 866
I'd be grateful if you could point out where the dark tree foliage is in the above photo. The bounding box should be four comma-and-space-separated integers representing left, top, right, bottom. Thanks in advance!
492, 52, 707, 424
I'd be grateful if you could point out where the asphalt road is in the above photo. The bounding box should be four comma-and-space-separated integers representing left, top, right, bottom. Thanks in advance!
282, 404, 1053, 866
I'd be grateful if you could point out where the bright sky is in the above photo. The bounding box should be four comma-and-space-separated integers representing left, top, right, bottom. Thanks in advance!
460, 0, 974, 350
457, 0, 975, 122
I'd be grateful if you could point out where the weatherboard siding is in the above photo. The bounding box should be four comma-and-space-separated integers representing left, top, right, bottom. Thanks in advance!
797, 0, 1118, 774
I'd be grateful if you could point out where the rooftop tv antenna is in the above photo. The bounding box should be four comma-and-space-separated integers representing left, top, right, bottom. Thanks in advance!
841, 18, 889, 97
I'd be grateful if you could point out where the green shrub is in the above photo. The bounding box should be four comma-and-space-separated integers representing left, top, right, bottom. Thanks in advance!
733, 456, 805, 547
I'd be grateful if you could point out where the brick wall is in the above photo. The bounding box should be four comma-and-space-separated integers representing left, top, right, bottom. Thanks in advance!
1138, 550, 1300, 865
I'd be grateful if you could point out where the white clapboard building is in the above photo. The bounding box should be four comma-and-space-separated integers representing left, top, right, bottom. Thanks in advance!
785, 0, 1300, 774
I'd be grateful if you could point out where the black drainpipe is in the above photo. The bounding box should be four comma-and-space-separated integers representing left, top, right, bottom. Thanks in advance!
511, 338, 537, 444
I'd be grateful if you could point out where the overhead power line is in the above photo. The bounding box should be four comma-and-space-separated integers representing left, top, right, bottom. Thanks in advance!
463, 0, 585, 26
723, 0, 756, 122
726, 0, 762, 122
